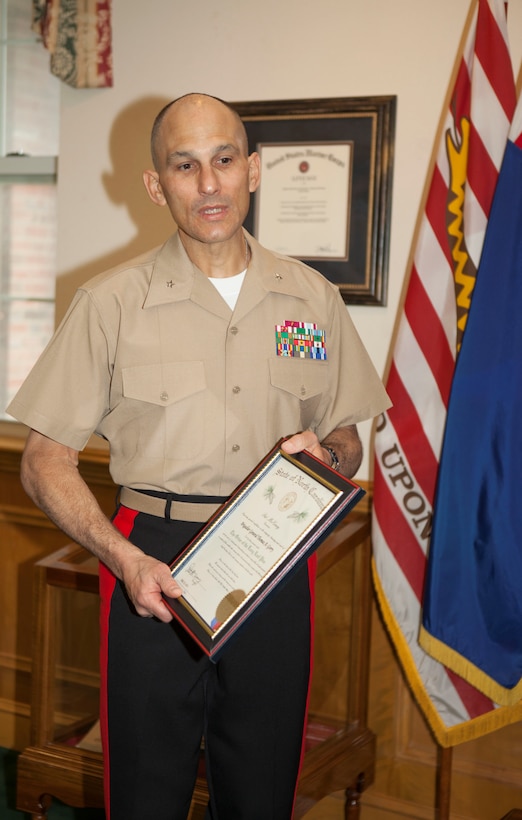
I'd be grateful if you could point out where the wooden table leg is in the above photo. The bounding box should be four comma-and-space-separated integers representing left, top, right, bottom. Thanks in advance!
29, 793, 53, 820
345, 773, 365, 819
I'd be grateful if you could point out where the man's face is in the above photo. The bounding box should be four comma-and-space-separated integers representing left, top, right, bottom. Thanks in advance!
145, 96, 260, 249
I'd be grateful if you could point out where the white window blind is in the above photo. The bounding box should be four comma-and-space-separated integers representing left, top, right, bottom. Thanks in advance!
0, 0, 59, 417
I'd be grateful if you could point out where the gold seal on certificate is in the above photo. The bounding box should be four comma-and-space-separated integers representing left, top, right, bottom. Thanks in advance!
163, 441, 365, 659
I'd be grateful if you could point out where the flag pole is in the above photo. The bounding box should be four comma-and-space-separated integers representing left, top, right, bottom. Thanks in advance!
435, 745, 452, 820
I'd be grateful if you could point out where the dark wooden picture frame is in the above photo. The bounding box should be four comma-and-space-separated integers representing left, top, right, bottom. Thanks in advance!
232, 96, 396, 306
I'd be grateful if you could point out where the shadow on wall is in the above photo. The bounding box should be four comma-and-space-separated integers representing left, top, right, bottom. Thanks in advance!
55, 94, 175, 322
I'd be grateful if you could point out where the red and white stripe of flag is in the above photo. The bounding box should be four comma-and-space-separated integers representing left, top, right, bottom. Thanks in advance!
371, 0, 516, 746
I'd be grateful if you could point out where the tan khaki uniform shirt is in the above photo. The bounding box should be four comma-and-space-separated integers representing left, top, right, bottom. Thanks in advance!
8, 231, 390, 496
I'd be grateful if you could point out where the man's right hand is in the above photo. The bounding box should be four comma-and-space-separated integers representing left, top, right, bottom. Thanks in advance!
121, 552, 183, 622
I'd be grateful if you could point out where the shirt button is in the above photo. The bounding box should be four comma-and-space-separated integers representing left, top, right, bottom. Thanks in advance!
230, 326, 239, 335
160, 391, 169, 401
232, 444, 240, 452
232, 385, 241, 394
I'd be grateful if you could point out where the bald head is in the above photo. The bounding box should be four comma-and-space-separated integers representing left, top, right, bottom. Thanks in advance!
150, 93, 248, 171
142, 91, 260, 258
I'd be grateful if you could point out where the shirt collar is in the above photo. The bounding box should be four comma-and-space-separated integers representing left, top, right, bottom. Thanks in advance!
143, 229, 309, 310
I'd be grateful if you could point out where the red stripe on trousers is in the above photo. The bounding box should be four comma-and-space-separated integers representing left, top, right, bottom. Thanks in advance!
292, 552, 317, 814
99, 505, 139, 820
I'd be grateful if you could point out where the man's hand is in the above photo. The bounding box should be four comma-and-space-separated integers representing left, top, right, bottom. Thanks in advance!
280, 430, 325, 462
121, 552, 183, 622
281, 425, 362, 478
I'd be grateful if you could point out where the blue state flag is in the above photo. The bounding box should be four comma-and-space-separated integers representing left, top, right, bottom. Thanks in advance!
420, 116, 522, 706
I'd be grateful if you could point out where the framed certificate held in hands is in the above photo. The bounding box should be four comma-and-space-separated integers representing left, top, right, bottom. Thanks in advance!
163, 441, 365, 659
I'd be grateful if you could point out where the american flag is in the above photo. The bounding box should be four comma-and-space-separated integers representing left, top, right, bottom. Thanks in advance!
371, 0, 519, 746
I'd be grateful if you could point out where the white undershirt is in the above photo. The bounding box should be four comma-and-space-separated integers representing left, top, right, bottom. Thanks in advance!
208, 269, 247, 310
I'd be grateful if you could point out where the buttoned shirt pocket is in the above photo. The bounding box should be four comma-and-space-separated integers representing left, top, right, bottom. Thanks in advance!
121, 361, 206, 459
122, 362, 205, 406
268, 357, 328, 432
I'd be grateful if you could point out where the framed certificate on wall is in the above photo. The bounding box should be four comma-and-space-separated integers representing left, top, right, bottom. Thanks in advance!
232, 96, 396, 306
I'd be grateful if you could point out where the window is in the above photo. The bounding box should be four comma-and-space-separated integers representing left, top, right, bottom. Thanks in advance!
0, 0, 60, 417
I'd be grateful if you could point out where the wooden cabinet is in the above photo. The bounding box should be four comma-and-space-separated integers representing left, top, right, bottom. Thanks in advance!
16, 512, 375, 819
15, 545, 103, 820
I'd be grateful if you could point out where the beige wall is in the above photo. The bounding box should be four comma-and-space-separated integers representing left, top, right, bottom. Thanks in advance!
54, 0, 522, 479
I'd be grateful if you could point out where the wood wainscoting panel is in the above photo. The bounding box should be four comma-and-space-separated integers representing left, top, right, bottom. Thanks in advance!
0, 432, 115, 750
361, 587, 522, 819
309, 542, 355, 723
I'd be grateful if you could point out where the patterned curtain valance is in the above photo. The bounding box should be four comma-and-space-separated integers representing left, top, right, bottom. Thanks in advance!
32, 0, 113, 89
